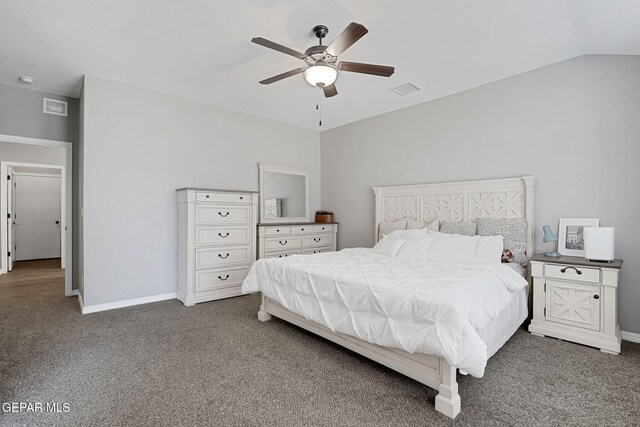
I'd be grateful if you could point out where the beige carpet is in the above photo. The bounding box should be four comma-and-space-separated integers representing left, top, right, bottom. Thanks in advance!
1, 293, 638, 426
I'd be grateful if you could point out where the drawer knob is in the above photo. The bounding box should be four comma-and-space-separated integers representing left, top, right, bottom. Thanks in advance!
239, 196, 243, 200
218, 232, 229, 238
218, 253, 230, 259
205, 195, 210, 198
276, 229, 280, 232
313, 237, 321, 242
218, 211, 230, 217
218, 274, 229, 281
560, 266, 582, 275
279, 240, 288, 245
594, 295, 600, 300
322, 227, 325, 230
301, 228, 305, 231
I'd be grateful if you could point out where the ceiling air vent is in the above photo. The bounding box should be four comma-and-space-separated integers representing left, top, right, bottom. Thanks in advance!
43, 98, 68, 117
391, 83, 420, 96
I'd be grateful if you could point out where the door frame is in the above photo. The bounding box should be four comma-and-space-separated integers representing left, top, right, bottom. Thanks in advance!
0, 134, 72, 297
7, 165, 65, 264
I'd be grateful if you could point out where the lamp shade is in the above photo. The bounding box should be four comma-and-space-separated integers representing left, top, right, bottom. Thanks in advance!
543, 225, 558, 243
304, 65, 337, 87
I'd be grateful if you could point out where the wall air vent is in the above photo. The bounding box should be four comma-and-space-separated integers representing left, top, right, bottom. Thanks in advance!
390, 83, 420, 96
43, 98, 68, 117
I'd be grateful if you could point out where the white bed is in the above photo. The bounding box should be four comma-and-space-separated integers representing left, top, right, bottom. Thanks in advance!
243, 176, 536, 418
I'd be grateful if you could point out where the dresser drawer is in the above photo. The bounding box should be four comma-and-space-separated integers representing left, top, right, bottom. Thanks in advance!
291, 225, 313, 235
195, 246, 250, 269
264, 226, 291, 236
313, 224, 333, 233
195, 204, 250, 225
195, 226, 249, 247
196, 192, 250, 204
545, 264, 600, 284
302, 234, 332, 247
264, 236, 301, 251
195, 266, 249, 292
302, 247, 332, 255
264, 250, 301, 259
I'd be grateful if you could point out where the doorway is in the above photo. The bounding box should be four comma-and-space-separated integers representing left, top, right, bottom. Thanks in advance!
0, 134, 73, 298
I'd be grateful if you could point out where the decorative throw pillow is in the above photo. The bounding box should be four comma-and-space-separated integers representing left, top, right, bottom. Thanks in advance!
407, 218, 440, 232
379, 218, 408, 238
477, 218, 528, 266
501, 249, 514, 263
440, 221, 477, 236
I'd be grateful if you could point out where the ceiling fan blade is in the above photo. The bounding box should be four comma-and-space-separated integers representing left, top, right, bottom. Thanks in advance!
322, 84, 338, 98
325, 22, 368, 56
251, 37, 307, 59
338, 61, 395, 77
259, 67, 306, 85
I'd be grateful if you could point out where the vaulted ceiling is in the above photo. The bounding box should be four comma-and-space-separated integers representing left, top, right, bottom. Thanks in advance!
1, 1, 639, 131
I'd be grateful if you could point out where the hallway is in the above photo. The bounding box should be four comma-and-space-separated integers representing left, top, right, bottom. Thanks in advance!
0, 258, 64, 304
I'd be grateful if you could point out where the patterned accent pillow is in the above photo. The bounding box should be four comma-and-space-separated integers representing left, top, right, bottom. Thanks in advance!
440, 221, 477, 236
477, 218, 528, 266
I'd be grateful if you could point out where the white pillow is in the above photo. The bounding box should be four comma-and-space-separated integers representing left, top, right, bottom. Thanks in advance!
379, 218, 408, 237
428, 232, 477, 260
372, 238, 406, 257
474, 235, 504, 264
396, 237, 436, 260
407, 218, 440, 232
384, 228, 429, 241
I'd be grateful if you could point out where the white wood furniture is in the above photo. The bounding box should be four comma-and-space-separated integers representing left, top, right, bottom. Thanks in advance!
528, 254, 623, 354
257, 223, 338, 259
177, 188, 258, 306
257, 176, 536, 419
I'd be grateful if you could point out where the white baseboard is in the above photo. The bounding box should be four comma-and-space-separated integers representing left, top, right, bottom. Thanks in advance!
621, 330, 640, 344
80, 292, 177, 314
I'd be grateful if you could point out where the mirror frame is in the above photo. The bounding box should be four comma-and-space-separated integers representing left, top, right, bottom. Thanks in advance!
258, 163, 310, 224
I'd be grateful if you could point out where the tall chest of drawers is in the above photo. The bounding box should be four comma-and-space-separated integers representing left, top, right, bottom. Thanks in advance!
177, 188, 258, 306
258, 223, 338, 259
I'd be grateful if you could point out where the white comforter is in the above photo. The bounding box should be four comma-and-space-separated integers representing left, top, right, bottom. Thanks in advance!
241, 248, 528, 377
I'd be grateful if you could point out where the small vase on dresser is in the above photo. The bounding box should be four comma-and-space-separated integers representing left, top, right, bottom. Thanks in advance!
258, 223, 338, 259
528, 254, 623, 354
177, 188, 258, 306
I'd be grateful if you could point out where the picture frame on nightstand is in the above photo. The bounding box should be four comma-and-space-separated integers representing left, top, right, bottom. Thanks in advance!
557, 218, 599, 257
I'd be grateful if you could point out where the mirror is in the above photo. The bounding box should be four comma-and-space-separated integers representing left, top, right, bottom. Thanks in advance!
259, 163, 309, 223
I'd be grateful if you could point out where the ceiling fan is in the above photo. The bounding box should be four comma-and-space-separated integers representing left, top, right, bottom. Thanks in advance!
252, 22, 395, 98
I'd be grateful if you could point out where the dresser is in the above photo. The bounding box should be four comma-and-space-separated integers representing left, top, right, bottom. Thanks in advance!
177, 188, 258, 306
258, 223, 338, 259
528, 254, 623, 354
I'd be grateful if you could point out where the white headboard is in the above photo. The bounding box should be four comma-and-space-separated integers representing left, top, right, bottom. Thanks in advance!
373, 176, 536, 254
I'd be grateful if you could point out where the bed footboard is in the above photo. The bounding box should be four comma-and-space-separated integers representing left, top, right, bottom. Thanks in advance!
257, 294, 461, 419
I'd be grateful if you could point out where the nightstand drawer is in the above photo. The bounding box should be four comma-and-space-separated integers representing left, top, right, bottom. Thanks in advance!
545, 264, 600, 284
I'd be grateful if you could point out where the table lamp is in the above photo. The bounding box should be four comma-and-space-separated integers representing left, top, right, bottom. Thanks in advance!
543, 225, 561, 257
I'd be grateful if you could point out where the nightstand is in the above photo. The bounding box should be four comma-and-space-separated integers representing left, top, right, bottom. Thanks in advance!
528, 254, 623, 354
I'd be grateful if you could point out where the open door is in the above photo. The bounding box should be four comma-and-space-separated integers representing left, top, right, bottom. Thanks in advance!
7, 167, 16, 271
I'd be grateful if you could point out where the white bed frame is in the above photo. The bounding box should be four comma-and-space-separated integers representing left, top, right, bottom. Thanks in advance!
257, 176, 536, 418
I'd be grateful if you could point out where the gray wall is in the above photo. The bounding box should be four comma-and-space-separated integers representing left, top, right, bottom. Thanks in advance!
0, 83, 78, 143
320, 55, 640, 334
82, 76, 321, 306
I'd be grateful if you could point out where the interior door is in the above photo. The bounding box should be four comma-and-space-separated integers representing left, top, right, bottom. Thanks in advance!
7, 167, 16, 271
14, 174, 62, 261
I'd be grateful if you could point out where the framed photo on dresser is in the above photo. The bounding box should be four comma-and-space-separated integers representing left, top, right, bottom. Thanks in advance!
558, 218, 599, 257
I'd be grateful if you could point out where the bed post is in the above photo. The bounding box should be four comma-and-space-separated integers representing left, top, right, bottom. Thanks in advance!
435, 359, 461, 418
258, 294, 272, 322
523, 176, 537, 256
373, 187, 381, 243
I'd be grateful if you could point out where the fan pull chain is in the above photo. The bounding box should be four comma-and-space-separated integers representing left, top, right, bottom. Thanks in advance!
316, 87, 322, 127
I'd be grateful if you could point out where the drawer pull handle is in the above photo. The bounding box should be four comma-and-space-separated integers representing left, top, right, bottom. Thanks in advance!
218, 253, 230, 259
279, 254, 288, 258
594, 295, 600, 300
313, 238, 321, 242
279, 240, 288, 245
218, 274, 229, 281
560, 266, 582, 275
218, 211, 230, 217
218, 232, 229, 238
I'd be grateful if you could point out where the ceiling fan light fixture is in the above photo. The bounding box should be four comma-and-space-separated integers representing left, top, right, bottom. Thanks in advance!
304, 65, 337, 87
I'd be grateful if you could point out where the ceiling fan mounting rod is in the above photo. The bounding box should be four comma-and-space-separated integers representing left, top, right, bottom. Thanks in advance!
313, 25, 329, 46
